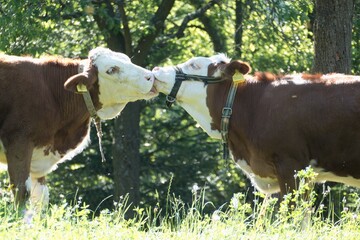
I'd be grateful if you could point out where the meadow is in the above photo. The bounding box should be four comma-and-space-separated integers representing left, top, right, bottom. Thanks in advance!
0, 168, 359, 240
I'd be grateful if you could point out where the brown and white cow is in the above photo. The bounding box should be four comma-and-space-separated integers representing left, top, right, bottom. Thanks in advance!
153, 55, 360, 199
0, 47, 158, 208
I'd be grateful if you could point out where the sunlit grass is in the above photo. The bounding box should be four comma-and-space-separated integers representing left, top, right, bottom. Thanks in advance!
0, 168, 359, 239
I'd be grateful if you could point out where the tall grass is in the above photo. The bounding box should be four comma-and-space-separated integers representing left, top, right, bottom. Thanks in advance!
0, 168, 359, 239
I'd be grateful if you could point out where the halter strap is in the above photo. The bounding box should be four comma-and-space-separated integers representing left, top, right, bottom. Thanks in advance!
220, 81, 240, 159
220, 70, 246, 159
166, 67, 185, 107
77, 61, 106, 162
166, 66, 223, 107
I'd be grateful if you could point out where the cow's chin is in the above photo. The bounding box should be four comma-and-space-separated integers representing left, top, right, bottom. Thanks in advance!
148, 78, 161, 95
97, 103, 126, 120
144, 85, 159, 98
153, 78, 172, 95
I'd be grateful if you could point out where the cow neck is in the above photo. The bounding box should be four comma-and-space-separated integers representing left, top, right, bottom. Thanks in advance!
77, 61, 106, 162
43, 60, 89, 121
167, 67, 247, 159
77, 60, 98, 119
206, 71, 246, 160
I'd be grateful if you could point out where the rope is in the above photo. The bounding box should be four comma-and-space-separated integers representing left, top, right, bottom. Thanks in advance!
77, 84, 106, 162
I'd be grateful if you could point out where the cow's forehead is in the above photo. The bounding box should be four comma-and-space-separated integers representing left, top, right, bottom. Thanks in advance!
209, 53, 231, 64
89, 47, 131, 66
184, 54, 230, 66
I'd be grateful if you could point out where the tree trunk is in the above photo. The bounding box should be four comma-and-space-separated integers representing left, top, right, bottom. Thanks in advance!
105, 37, 142, 209
112, 102, 142, 207
312, 0, 354, 219
313, 0, 354, 74
100, 27, 142, 209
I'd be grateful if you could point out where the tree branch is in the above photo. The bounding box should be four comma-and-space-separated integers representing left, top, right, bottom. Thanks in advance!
234, 0, 244, 58
32, 0, 84, 21
91, 0, 126, 52
115, 0, 132, 56
0, 4, 4, 15
132, 0, 176, 65
172, 0, 221, 38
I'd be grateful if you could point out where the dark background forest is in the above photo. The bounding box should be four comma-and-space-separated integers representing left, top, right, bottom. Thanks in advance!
0, 0, 360, 216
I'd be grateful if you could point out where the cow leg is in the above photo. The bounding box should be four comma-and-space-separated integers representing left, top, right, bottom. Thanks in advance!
29, 176, 49, 209
276, 158, 315, 229
277, 166, 314, 200
273, 156, 304, 200
274, 155, 314, 218
5, 139, 34, 208
277, 173, 297, 205
276, 170, 296, 198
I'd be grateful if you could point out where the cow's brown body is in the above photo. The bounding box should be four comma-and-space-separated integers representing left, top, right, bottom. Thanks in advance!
0, 56, 96, 155
207, 72, 360, 195
0, 47, 157, 207
153, 56, 360, 198
0, 55, 96, 205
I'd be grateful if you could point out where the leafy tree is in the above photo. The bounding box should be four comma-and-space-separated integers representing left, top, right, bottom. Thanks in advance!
0, 0, 102, 56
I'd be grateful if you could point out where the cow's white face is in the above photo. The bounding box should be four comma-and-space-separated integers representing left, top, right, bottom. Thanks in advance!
152, 55, 228, 96
153, 54, 230, 138
90, 47, 158, 119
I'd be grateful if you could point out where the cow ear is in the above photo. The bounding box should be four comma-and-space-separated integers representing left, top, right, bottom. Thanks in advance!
64, 66, 98, 93
224, 60, 252, 77
238, 61, 251, 75
64, 73, 87, 93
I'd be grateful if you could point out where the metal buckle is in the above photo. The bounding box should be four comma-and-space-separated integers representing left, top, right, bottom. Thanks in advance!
166, 95, 176, 103
222, 107, 233, 116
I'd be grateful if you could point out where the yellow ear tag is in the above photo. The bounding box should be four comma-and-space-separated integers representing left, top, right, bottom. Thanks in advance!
232, 70, 245, 83
77, 83, 87, 93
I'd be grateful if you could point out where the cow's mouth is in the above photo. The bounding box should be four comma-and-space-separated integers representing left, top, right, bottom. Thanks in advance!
149, 85, 158, 94
147, 81, 159, 96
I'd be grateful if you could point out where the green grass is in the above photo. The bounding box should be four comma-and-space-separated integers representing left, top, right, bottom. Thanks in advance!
1, 168, 359, 240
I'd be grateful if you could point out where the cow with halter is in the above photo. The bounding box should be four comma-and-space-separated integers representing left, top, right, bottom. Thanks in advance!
152, 55, 360, 200
0, 47, 158, 208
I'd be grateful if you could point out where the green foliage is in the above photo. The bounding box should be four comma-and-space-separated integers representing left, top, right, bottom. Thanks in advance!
146, 1, 224, 67
0, 0, 102, 56
238, 0, 314, 72
0, 0, 50, 55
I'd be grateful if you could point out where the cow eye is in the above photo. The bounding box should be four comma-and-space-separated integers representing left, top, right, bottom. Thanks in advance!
189, 63, 200, 70
106, 66, 120, 75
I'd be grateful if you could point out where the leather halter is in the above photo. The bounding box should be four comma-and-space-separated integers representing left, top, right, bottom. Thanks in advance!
166, 66, 223, 107
220, 70, 245, 159
77, 61, 106, 162
167, 66, 245, 159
